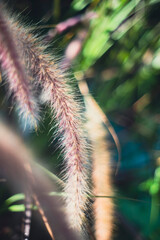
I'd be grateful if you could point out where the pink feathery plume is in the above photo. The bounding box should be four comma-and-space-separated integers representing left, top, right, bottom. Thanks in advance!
0, 6, 39, 128
9, 14, 90, 232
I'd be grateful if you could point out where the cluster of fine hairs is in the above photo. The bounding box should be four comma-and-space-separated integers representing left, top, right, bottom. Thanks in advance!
0, 4, 114, 240
0, 4, 89, 233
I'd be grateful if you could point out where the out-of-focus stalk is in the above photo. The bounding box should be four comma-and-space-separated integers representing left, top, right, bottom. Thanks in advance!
79, 81, 114, 240
0, 120, 80, 240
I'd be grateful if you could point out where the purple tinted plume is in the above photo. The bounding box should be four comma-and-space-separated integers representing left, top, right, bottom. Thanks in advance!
9, 13, 90, 232
0, 7, 39, 128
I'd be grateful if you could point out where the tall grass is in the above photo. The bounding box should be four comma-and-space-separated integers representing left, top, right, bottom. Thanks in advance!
0, 5, 90, 234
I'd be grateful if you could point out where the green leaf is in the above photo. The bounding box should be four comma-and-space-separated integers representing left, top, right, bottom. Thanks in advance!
8, 204, 25, 212
106, 0, 141, 31
149, 182, 159, 195
72, 0, 92, 11
80, 0, 142, 70
155, 167, 160, 179
49, 191, 66, 197
139, 179, 154, 191
8, 204, 37, 212
5, 193, 25, 206
35, 162, 63, 186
